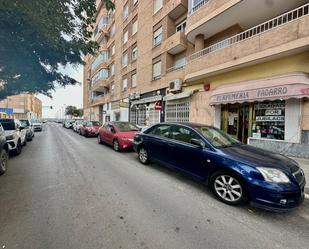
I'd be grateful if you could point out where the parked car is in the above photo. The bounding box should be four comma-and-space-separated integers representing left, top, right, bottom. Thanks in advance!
20, 119, 35, 141
133, 123, 306, 211
64, 120, 74, 129
98, 122, 140, 151
79, 121, 101, 137
31, 119, 43, 131
0, 119, 27, 155
73, 120, 83, 132
0, 124, 9, 175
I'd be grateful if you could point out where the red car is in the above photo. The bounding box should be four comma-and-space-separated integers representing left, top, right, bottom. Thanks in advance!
79, 121, 102, 137
97, 122, 140, 151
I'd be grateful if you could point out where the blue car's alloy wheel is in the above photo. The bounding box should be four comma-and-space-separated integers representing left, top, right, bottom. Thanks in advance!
138, 147, 149, 164
211, 172, 248, 205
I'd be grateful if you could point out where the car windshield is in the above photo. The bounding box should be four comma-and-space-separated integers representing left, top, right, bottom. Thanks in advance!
0, 121, 15, 130
195, 126, 241, 148
20, 120, 30, 127
32, 119, 41, 123
115, 122, 139, 132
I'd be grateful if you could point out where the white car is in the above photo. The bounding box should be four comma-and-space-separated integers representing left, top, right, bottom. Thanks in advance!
31, 119, 43, 131
0, 119, 27, 155
73, 120, 83, 132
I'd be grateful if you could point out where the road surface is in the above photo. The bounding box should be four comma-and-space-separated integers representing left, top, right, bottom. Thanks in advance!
0, 123, 308, 249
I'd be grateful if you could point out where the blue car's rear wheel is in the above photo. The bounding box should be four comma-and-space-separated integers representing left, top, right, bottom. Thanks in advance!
210, 171, 248, 205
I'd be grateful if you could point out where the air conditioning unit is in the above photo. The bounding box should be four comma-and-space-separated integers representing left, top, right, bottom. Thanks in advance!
169, 79, 183, 93
129, 93, 135, 100
135, 92, 141, 99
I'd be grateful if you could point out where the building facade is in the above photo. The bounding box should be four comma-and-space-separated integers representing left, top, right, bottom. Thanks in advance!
0, 94, 42, 119
84, 0, 309, 157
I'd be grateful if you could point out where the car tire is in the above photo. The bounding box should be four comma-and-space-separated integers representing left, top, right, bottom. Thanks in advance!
14, 140, 22, 156
0, 149, 8, 176
97, 135, 102, 144
138, 146, 150, 165
113, 139, 120, 152
23, 140, 27, 146
210, 171, 248, 206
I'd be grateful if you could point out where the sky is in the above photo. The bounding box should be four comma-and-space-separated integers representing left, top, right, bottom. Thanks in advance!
38, 65, 84, 118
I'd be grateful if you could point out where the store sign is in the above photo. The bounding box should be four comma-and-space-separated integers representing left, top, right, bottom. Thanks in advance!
154, 101, 162, 110
265, 109, 282, 116
256, 116, 285, 122
210, 83, 309, 105
255, 103, 285, 110
119, 102, 129, 108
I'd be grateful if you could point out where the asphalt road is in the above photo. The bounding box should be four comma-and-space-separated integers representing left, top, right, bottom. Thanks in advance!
0, 123, 308, 249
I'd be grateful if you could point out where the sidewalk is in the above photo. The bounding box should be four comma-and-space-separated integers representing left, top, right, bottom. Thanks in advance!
290, 157, 309, 193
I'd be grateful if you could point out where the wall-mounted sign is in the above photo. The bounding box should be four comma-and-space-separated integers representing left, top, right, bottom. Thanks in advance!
256, 116, 285, 122
203, 83, 210, 91
265, 109, 282, 116
119, 101, 129, 108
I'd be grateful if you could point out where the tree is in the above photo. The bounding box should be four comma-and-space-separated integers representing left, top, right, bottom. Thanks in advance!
0, 0, 114, 99
65, 105, 83, 117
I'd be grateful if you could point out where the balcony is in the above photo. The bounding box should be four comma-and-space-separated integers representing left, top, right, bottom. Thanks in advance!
166, 62, 186, 82
164, 32, 187, 55
91, 95, 106, 106
91, 79, 109, 92
167, 0, 188, 20
185, 4, 309, 81
186, 0, 308, 43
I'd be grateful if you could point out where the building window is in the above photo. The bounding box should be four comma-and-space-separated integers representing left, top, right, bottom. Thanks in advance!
123, 3, 129, 20
176, 20, 186, 33
91, 51, 109, 71
132, 45, 137, 61
122, 78, 128, 91
154, 0, 163, 14
252, 101, 285, 140
110, 63, 115, 76
122, 52, 128, 68
110, 44, 115, 55
132, 19, 138, 35
111, 82, 115, 95
91, 68, 109, 86
133, 0, 138, 7
123, 29, 129, 44
153, 27, 162, 47
110, 22, 116, 36
131, 72, 137, 87
152, 60, 161, 80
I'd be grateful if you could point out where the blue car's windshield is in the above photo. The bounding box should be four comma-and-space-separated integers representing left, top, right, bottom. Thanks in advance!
195, 126, 241, 148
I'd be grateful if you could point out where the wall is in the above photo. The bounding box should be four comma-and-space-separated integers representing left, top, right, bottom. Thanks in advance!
189, 91, 214, 125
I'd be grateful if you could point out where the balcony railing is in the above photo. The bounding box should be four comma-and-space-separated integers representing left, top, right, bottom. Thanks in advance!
189, 0, 209, 15
167, 61, 187, 73
188, 3, 309, 61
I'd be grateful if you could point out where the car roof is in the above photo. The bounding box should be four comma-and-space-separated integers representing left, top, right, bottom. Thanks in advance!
0, 119, 15, 122
154, 122, 212, 129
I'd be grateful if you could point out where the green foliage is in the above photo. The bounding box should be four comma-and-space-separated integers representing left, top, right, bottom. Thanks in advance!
65, 105, 83, 117
0, 0, 114, 99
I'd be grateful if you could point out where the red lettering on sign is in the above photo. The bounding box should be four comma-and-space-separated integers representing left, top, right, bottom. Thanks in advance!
300, 88, 309, 95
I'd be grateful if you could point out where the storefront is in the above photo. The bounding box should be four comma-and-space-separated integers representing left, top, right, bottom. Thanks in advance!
164, 91, 194, 123
210, 72, 309, 157
103, 99, 129, 123
129, 89, 166, 127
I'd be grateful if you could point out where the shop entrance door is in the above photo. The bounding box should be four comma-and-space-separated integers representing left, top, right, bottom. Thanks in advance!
221, 104, 252, 143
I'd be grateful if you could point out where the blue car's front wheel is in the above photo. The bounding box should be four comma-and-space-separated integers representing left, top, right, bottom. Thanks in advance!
210, 171, 248, 205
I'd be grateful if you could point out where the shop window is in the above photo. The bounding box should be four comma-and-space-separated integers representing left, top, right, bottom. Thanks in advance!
252, 101, 285, 140
165, 100, 190, 123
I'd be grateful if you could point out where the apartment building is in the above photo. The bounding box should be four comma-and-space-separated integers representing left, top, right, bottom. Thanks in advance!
0, 94, 42, 119
83, 0, 309, 157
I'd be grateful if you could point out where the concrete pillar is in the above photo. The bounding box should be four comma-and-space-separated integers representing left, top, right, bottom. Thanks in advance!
194, 34, 205, 53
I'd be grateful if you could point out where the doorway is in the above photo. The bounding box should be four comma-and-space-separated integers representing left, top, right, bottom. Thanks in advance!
221, 104, 253, 143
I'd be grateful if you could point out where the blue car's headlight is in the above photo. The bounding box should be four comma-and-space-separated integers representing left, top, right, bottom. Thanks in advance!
257, 167, 290, 183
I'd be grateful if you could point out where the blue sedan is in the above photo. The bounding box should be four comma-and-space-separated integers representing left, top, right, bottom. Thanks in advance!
133, 123, 306, 211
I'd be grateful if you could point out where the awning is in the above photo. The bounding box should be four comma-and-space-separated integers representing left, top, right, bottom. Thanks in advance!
210, 72, 309, 105
163, 91, 194, 101
130, 95, 162, 107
